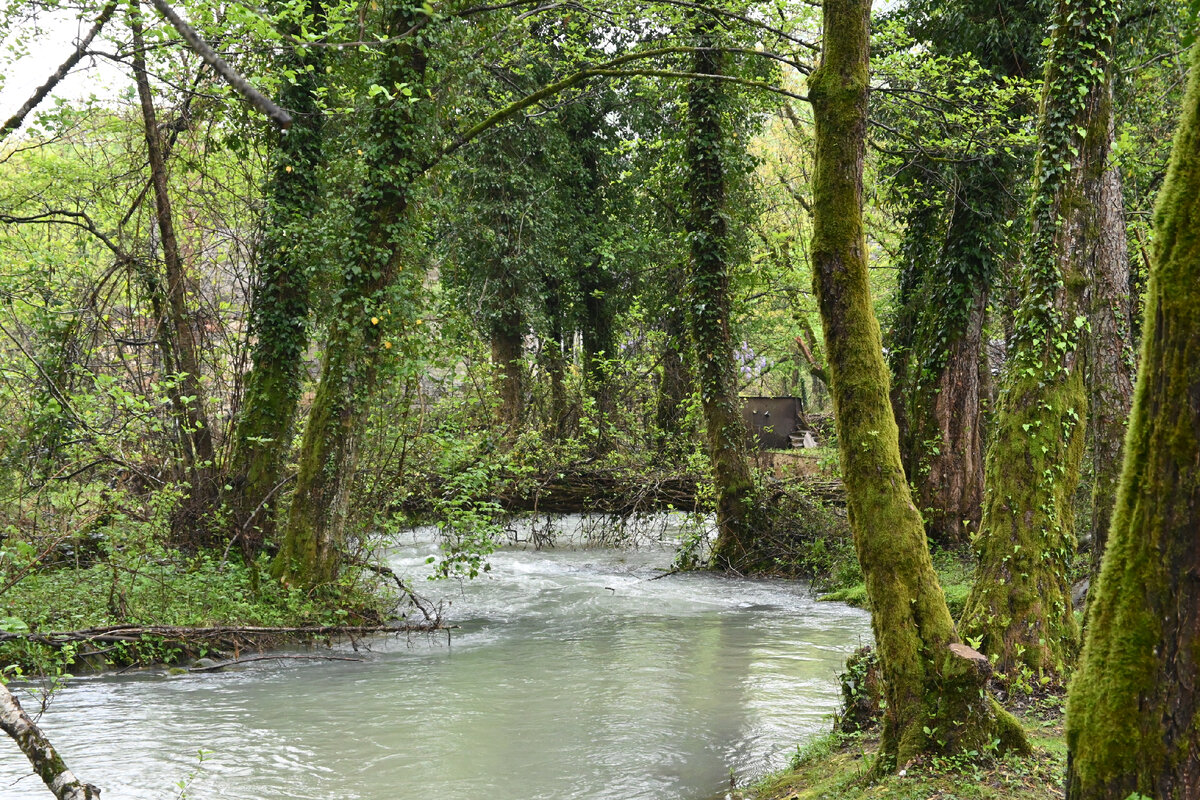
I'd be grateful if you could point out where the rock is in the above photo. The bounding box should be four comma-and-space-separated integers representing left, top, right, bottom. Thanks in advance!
1072, 578, 1090, 609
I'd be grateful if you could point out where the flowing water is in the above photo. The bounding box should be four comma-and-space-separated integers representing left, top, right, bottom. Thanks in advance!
0, 515, 871, 800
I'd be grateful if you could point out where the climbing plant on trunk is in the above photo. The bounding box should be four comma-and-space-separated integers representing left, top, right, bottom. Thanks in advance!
272, 0, 428, 588
683, 21, 762, 572
227, 0, 327, 554
809, 0, 1026, 769
958, 0, 1121, 680
1065, 39, 1200, 800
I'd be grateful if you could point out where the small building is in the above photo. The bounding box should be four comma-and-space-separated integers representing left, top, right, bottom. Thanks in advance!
741, 396, 816, 451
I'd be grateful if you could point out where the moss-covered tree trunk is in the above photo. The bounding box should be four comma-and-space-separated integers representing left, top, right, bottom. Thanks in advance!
684, 26, 762, 572
227, 4, 325, 553
958, 0, 1121, 680
1083, 104, 1134, 583
130, 5, 218, 527
272, 2, 426, 588
1065, 42, 1200, 800
810, 0, 1027, 769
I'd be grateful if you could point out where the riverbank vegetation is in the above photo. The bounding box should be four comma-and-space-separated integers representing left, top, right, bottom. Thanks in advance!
1, 0, 1199, 795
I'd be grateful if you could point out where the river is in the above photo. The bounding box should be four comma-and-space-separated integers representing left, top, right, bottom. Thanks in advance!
0, 515, 871, 800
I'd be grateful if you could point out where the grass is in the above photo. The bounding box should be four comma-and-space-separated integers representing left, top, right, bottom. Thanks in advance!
747, 704, 1067, 800
818, 545, 975, 618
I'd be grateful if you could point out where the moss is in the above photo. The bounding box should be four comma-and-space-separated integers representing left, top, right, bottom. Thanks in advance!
1065, 41, 1200, 800
810, 0, 1026, 768
748, 714, 1065, 800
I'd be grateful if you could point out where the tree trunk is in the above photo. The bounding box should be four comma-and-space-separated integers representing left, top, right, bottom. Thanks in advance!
130, 4, 218, 527
490, 287, 524, 429
227, 1, 326, 554
1065, 41, 1200, 799
0, 682, 101, 799
896, 281, 989, 546
810, 0, 1026, 769
684, 23, 762, 572
539, 276, 568, 436
655, 299, 691, 457
958, 0, 1121, 680
272, 1, 426, 588
1083, 103, 1135, 584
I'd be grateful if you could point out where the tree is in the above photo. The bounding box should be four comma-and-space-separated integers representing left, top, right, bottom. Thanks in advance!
1065, 39, 1200, 800
272, 0, 429, 587
808, 0, 1026, 768
684, 19, 763, 571
958, 0, 1122, 679
0, 682, 100, 799
226, 0, 327, 554
130, 1, 220, 536
882, 0, 1049, 546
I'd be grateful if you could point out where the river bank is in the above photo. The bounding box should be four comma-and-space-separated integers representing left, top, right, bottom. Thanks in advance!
747, 700, 1067, 800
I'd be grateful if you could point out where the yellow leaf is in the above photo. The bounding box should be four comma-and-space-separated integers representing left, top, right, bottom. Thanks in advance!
371, 317, 379, 325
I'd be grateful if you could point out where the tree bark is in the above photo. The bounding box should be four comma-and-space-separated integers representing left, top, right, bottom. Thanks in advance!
810, 0, 1026, 769
1065, 41, 1200, 800
272, 0, 426, 588
684, 22, 763, 572
227, 0, 326, 553
958, 0, 1121, 680
490, 284, 525, 429
1083, 103, 1135, 584
0, 682, 101, 799
130, 4, 217, 523
655, 299, 692, 457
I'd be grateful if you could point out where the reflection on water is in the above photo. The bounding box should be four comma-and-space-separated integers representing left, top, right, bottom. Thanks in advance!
0, 515, 871, 800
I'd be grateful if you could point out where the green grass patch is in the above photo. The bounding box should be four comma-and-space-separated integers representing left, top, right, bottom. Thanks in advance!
748, 713, 1066, 800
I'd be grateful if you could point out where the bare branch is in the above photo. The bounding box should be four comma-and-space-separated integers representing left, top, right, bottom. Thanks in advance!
145, 0, 292, 128
0, 0, 119, 141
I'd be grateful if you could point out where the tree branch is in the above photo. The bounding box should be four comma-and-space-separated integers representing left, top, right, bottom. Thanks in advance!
0, 0, 119, 141
0, 682, 101, 800
146, 0, 292, 128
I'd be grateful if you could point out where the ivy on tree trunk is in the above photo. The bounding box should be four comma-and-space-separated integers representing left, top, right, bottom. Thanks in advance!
959, 0, 1121, 680
684, 21, 762, 572
227, 0, 326, 555
272, 1, 427, 588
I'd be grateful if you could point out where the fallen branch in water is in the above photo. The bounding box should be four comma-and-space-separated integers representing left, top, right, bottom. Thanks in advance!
0, 621, 445, 656
348, 558, 439, 624
186, 653, 365, 672
0, 681, 101, 799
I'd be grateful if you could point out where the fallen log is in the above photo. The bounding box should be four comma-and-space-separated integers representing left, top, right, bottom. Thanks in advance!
0, 621, 445, 660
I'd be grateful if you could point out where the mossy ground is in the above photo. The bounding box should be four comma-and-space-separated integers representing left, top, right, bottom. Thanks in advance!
748, 704, 1067, 800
